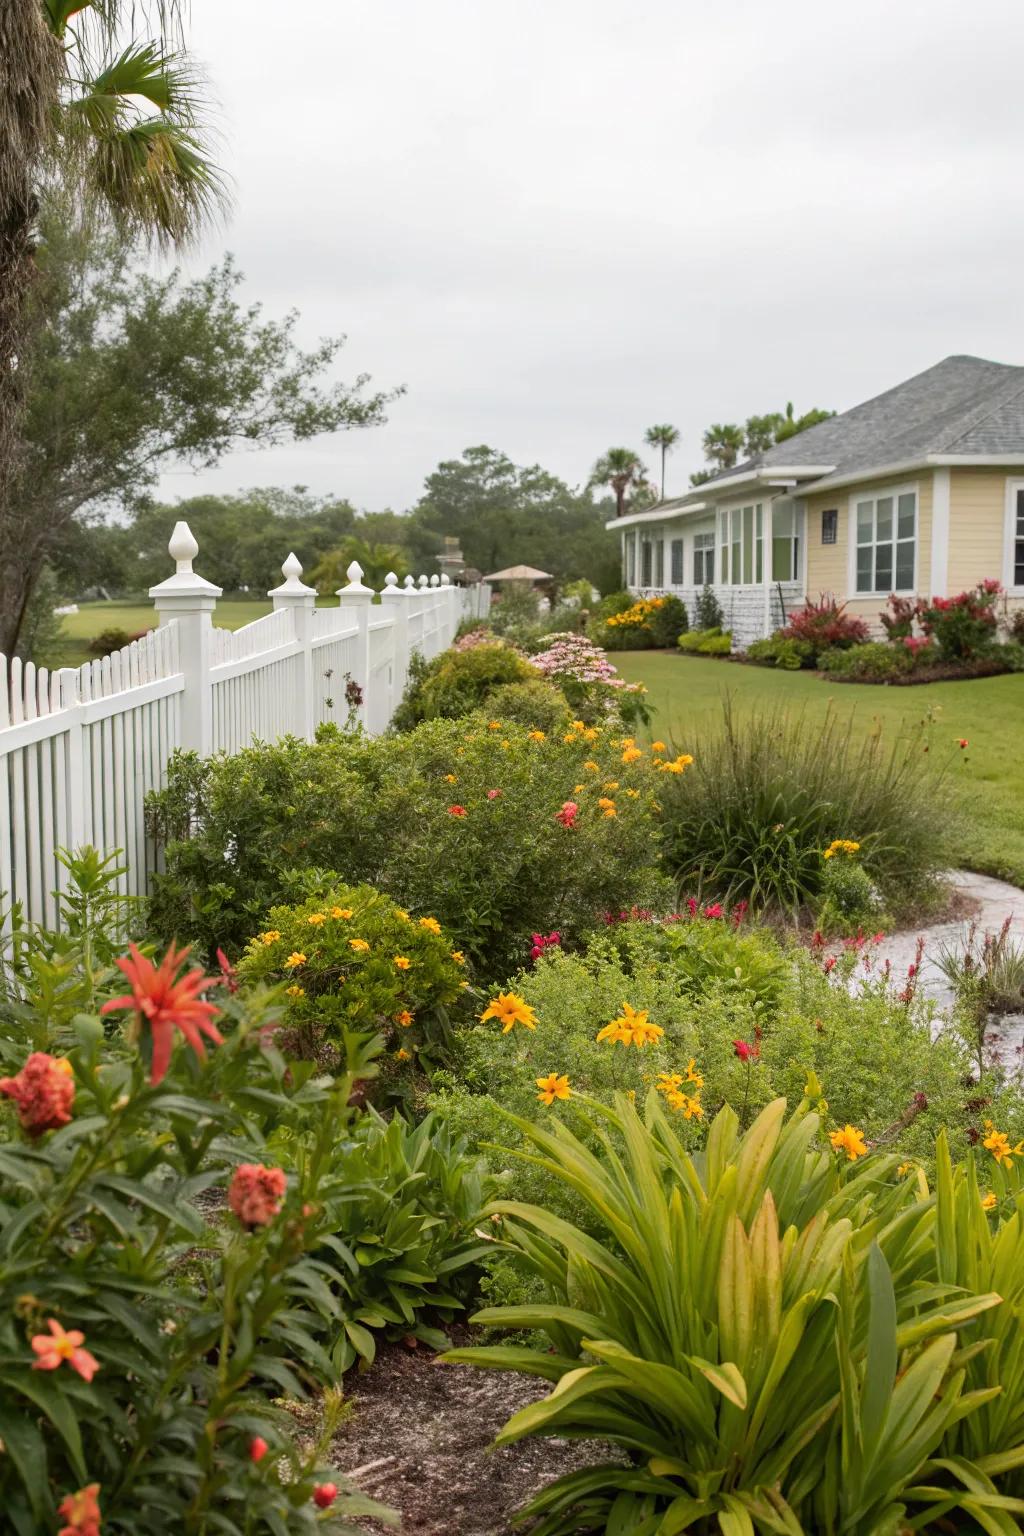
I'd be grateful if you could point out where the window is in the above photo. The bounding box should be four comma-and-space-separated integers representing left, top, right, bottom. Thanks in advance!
654, 538, 664, 588
670, 538, 684, 584
821, 508, 838, 544
771, 501, 803, 582
1013, 486, 1024, 588
718, 504, 763, 584
854, 488, 916, 593
640, 539, 653, 587
625, 535, 636, 586
693, 531, 715, 585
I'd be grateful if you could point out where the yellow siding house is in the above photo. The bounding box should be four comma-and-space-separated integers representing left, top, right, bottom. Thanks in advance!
610, 355, 1024, 647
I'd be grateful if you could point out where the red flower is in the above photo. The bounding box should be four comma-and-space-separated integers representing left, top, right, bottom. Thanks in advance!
250, 1436, 269, 1463
216, 948, 239, 994
0, 1052, 74, 1136
703, 903, 723, 920
810, 929, 825, 950
823, 955, 837, 974
228, 1163, 287, 1227
731, 900, 748, 928
685, 897, 698, 916
101, 943, 223, 1085
958, 738, 969, 749
529, 931, 562, 961
554, 801, 578, 828
313, 1483, 338, 1509
57, 1483, 101, 1536
447, 804, 467, 817
31, 1319, 100, 1382
733, 1039, 753, 1061
486, 788, 502, 800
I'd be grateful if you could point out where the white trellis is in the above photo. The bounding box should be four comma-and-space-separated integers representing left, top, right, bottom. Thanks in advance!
0, 522, 487, 929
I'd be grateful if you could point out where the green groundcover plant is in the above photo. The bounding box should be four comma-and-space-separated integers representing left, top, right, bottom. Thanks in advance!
447, 1091, 1024, 1534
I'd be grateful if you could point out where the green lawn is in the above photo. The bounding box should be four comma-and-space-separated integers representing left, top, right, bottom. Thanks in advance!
614, 651, 1024, 888
50, 599, 277, 667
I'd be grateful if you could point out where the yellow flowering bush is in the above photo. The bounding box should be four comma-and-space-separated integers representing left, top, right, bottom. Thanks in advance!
237, 883, 467, 1066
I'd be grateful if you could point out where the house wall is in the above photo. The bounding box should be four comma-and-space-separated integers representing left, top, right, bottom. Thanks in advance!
804, 471, 934, 626
947, 468, 1023, 604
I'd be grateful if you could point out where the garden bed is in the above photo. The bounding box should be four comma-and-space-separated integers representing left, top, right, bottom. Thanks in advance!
819, 656, 1013, 685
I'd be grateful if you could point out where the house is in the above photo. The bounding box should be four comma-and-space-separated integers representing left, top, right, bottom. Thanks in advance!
610, 355, 1024, 647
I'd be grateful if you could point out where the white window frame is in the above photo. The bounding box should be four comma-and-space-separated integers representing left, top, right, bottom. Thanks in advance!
1003, 479, 1024, 594
693, 530, 715, 586
653, 537, 664, 589
770, 500, 803, 583
847, 482, 918, 598
717, 502, 763, 585
670, 537, 685, 586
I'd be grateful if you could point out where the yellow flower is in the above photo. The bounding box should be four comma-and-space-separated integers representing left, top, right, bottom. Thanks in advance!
330, 907, 353, 920
284, 952, 306, 969
451, 950, 466, 965
487, 721, 501, 730
620, 737, 635, 749
684, 1057, 703, 1089
582, 727, 599, 742
501, 740, 511, 750
651, 741, 667, 753
419, 916, 442, 935
536, 1072, 571, 1105
584, 760, 600, 773
528, 729, 546, 741
394, 956, 411, 969
981, 1191, 998, 1211
603, 804, 617, 818
982, 1125, 1024, 1168
349, 938, 370, 952
830, 1124, 868, 1161
666, 1090, 703, 1120
445, 774, 458, 783
897, 1161, 914, 1177
307, 912, 327, 927
259, 929, 281, 945
621, 747, 643, 765
573, 783, 586, 793
395, 909, 410, 920
597, 796, 616, 810
823, 838, 861, 860
603, 781, 619, 792
597, 1002, 664, 1049
480, 991, 538, 1033
625, 788, 640, 798
571, 720, 586, 733
563, 732, 577, 744
658, 753, 694, 774
656, 1072, 683, 1094
394, 1048, 412, 1061
285, 984, 305, 998
395, 1010, 414, 1028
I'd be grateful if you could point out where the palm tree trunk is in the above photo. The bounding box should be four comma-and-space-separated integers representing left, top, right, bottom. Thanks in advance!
660, 447, 666, 501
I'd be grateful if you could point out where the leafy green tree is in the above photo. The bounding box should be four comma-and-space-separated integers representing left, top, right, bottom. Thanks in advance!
0, 0, 225, 642
743, 412, 786, 455
643, 423, 680, 500
700, 423, 745, 473
589, 448, 649, 520
775, 400, 835, 441
1, 217, 401, 650
310, 538, 411, 593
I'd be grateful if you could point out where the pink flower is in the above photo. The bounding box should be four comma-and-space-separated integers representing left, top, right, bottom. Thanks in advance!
686, 897, 698, 916
555, 801, 578, 829
215, 948, 239, 993
733, 1040, 753, 1061
0, 1053, 75, 1137
703, 903, 723, 920
529, 931, 562, 961
228, 1164, 287, 1228
31, 1319, 100, 1382
958, 738, 969, 750
731, 900, 748, 928
486, 788, 502, 800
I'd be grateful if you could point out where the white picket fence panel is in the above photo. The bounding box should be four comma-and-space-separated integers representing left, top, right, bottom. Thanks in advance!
0, 525, 487, 930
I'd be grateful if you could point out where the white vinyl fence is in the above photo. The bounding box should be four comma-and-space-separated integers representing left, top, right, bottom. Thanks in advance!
0, 522, 488, 929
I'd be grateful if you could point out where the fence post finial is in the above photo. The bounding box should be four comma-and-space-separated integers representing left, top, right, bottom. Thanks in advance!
402, 575, 416, 594
429, 574, 440, 588
270, 551, 316, 598
149, 521, 222, 756
440, 573, 451, 586
417, 574, 429, 590
342, 561, 373, 595
383, 571, 398, 590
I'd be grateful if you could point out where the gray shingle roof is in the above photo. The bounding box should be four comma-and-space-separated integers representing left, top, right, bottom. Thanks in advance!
691, 355, 1024, 495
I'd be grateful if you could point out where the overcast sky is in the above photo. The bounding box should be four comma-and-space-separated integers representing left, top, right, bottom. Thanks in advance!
160, 0, 1024, 514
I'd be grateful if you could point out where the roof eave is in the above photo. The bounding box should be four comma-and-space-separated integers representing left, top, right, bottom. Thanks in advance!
605, 502, 708, 532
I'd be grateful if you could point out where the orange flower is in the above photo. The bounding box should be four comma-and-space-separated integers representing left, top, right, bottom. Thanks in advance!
306, 913, 326, 927
419, 916, 442, 934
31, 1319, 100, 1382
330, 907, 353, 920
349, 938, 370, 952
829, 1124, 868, 1161
480, 991, 537, 1033
0, 1052, 74, 1137
228, 1163, 287, 1227
57, 1482, 101, 1536
394, 1047, 412, 1061
100, 943, 223, 1085
451, 950, 466, 965
395, 1010, 414, 1027
448, 805, 467, 817
528, 729, 546, 741
536, 1072, 570, 1105
394, 956, 411, 969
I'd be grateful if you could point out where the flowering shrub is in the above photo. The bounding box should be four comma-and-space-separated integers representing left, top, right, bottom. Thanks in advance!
447, 1092, 1024, 1532
919, 579, 1001, 659
598, 594, 688, 651
529, 632, 650, 726
879, 592, 919, 641
391, 639, 538, 731
236, 883, 467, 1067
780, 594, 870, 659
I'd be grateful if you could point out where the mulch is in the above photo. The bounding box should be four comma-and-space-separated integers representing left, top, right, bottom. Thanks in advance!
329, 1327, 617, 1535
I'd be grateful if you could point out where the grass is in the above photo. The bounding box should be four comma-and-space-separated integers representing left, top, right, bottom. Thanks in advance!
46, 598, 342, 667
615, 651, 1024, 889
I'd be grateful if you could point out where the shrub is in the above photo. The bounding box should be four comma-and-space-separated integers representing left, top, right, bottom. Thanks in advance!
1008, 608, 1024, 643
919, 580, 1001, 660
678, 626, 732, 656
695, 583, 724, 629
482, 676, 571, 732
88, 625, 147, 657
236, 884, 467, 1068
879, 592, 920, 641
780, 594, 870, 661
656, 700, 950, 915
447, 1095, 1020, 1533
529, 631, 651, 727
818, 640, 916, 682
391, 640, 537, 731
148, 719, 671, 982
591, 590, 634, 625
600, 595, 688, 651
816, 842, 885, 933
745, 635, 815, 669
488, 582, 541, 635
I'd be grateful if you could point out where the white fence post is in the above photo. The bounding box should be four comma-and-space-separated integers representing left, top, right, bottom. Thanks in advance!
149, 521, 221, 755
336, 561, 373, 730
380, 572, 409, 700
57, 670, 87, 856
269, 552, 316, 740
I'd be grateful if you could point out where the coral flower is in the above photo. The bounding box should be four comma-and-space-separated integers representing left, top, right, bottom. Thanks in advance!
536, 1073, 571, 1105
57, 1482, 101, 1536
958, 738, 969, 749
31, 1319, 100, 1382
480, 991, 538, 1033
448, 805, 467, 817
0, 1052, 75, 1137
228, 1163, 287, 1227
394, 956, 411, 970
250, 1436, 269, 1463
418, 916, 442, 934
829, 1124, 868, 1161
486, 788, 502, 800
313, 1484, 338, 1509
555, 801, 579, 829
100, 943, 223, 1086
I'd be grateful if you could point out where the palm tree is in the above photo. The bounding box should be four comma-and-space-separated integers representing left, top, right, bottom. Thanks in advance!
701, 423, 745, 474
590, 448, 648, 519
311, 538, 411, 594
0, 0, 223, 652
644, 423, 680, 500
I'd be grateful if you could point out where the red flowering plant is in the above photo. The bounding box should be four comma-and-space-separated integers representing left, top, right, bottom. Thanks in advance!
918, 580, 1001, 661
780, 595, 870, 661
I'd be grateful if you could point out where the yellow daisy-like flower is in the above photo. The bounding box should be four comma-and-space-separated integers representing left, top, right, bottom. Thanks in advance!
603, 804, 617, 818
285, 984, 305, 998
621, 747, 643, 765
597, 796, 616, 810
451, 951, 466, 965
284, 952, 306, 969
982, 1125, 1024, 1168
684, 1057, 703, 1089
981, 1191, 998, 1211
307, 912, 327, 927
536, 1072, 571, 1105
823, 838, 861, 860
445, 774, 458, 783
625, 788, 640, 798
582, 727, 599, 742
487, 721, 502, 730
528, 729, 546, 741
394, 956, 411, 970
658, 754, 694, 774
651, 741, 667, 753
419, 916, 442, 935
394, 1048, 412, 1061
596, 1002, 664, 1049
563, 732, 577, 744
571, 720, 586, 733
480, 991, 538, 1034
260, 930, 281, 945
619, 737, 635, 749
395, 1010, 414, 1028
603, 781, 619, 792
331, 906, 353, 920
349, 938, 370, 952
584, 760, 600, 773
829, 1124, 868, 1161
573, 783, 586, 793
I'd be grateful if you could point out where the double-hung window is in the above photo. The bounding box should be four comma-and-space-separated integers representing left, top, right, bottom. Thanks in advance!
625, 535, 636, 586
854, 487, 916, 593
670, 538, 684, 584
693, 531, 715, 585
1009, 483, 1024, 589
640, 539, 653, 587
653, 538, 664, 588
771, 501, 803, 582
718, 504, 763, 584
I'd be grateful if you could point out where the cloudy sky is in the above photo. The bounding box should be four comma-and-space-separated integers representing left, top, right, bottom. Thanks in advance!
163, 0, 1024, 513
